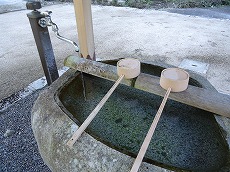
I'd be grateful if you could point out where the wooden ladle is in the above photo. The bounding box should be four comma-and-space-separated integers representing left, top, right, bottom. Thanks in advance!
66, 58, 141, 148
130, 68, 189, 172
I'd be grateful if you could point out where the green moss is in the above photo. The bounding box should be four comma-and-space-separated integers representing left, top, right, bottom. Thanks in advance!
59, 73, 228, 171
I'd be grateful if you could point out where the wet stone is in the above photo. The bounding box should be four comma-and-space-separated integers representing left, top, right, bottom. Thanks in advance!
60, 74, 229, 171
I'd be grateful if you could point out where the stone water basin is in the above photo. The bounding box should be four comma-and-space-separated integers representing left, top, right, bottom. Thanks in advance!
32, 60, 229, 172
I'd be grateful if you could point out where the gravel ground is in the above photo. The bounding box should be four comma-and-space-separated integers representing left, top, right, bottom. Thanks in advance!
0, 90, 51, 172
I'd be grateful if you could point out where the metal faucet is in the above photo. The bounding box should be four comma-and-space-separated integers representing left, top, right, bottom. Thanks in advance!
39, 11, 79, 52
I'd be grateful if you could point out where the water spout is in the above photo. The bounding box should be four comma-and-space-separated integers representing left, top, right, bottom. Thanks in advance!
80, 71, 87, 101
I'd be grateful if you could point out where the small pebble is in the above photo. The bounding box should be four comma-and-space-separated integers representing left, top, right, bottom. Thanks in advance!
4, 129, 15, 137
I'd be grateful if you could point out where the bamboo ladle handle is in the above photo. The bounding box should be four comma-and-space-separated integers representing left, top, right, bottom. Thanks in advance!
66, 58, 140, 148
130, 68, 189, 172
66, 74, 124, 148
130, 87, 171, 172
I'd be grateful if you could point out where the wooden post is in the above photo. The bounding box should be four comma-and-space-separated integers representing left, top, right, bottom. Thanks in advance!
73, 0, 95, 60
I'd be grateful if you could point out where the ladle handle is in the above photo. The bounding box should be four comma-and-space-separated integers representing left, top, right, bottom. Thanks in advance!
130, 87, 171, 172
66, 75, 125, 148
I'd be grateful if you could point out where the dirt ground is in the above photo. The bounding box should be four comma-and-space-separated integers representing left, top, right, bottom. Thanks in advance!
0, 4, 230, 100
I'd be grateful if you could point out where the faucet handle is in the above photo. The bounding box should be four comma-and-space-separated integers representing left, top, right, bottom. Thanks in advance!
26, 1, 41, 11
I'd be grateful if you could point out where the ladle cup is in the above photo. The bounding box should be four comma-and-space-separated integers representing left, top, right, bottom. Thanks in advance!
130, 68, 189, 172
66, 58, 140, 148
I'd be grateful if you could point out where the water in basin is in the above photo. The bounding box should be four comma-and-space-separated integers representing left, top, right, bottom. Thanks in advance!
59, 73, 228, 171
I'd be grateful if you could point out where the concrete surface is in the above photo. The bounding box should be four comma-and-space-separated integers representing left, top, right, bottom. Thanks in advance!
0, 66, 68, 112
0, 3, 230, 101
0, 0, 26, 14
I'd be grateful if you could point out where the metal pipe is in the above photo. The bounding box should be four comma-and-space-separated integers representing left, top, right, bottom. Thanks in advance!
26, 2, 59, 85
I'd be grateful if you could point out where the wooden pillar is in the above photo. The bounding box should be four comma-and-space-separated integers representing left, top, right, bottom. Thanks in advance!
73, 0, 95, 60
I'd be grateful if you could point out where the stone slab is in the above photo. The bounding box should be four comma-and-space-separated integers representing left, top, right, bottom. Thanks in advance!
179, 59, 209, 75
